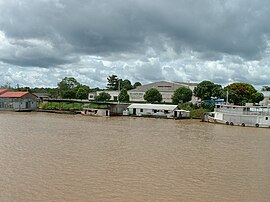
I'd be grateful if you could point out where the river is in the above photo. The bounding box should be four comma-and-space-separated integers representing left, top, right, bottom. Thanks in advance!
0, 111, 270, 201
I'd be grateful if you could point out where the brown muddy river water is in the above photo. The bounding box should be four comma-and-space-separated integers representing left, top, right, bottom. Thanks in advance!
0, 112, 270, 202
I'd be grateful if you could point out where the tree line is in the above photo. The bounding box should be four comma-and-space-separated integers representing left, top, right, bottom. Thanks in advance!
141, 80, 264, 105
2, 75, 141, 100
1, 77, 267, 105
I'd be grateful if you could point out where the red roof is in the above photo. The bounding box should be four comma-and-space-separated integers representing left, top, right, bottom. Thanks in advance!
0, 89, 9, 95
0, 91, 31, 98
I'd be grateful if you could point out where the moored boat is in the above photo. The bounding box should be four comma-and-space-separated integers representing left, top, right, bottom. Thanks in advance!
204, 104, 270, 128
81, 108, 110, 117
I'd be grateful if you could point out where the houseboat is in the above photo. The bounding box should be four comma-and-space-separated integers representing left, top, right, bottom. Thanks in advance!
126, 103, 190, 119
204, 104, 270, 128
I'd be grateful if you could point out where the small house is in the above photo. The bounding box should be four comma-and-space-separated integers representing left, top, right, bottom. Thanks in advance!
0, 91, 37, 111
33, 93, 51, 102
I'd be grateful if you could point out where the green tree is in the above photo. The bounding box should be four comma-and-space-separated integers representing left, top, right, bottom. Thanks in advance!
118, 88, 129, 102
120, 79, 133, 90
194, 80, 224, 100
76, 86, 89, 99
62, 89, 76, 99
58, 77, 80, 98
225, 82, 258, 105
212, 84, 226, 99
107, 75, 119, 90
94, 92, 111, 101
252, 92, 264, 104
144, 88, 162, 103
172, 87, 192, 104
133, 82, 142, 89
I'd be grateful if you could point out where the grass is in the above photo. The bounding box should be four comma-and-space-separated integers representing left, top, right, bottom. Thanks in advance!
39, 102, 109, 111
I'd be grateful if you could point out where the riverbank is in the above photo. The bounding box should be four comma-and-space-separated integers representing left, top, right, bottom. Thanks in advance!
36, 109, 80, 114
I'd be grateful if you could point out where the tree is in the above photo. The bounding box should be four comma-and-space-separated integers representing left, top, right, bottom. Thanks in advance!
62, 89, 76, 99
144, 88, 162, 103
252, 92, 264, 104
133, 82, 142, 89
212, 84, 227, 99
94, 92, 111, 101
118, 88, 129, 102
76, 86, 89, 99
194, 80, 224, 100
58, 77, 79, 91
224, 82, 258, 105
58, 77, 80, 98
172, 87, 192, 104
261, 86, 270, 91
107, 75, 119, 90
120, 79, 133, 90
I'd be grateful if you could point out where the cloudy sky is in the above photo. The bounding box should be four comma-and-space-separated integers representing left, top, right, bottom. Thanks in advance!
0, 0, 270, 89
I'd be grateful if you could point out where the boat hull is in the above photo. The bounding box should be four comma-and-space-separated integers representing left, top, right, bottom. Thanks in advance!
206, 112, 270, 128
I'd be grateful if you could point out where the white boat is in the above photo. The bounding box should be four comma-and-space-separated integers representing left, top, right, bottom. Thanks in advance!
205, 104, 270, 128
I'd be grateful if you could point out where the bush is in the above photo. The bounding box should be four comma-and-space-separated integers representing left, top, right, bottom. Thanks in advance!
94, 92, 111, 101
178, 102, 211, 119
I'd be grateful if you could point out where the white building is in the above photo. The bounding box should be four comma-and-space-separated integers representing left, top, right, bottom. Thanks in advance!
127, 103, 190, 118
128, 81, 198, 103
260, 91, 270, 106
88, 81, 198, 103
88, 91, 120, 101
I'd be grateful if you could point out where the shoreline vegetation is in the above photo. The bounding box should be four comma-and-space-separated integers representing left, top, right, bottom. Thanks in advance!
38, 102, 108, 111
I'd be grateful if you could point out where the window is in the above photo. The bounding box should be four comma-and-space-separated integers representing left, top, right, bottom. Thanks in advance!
157, 85, 172, 88
164, 110, 169, 114
153, 109, 157, 113
266, 117, 268, 120
140, 109, 143, 112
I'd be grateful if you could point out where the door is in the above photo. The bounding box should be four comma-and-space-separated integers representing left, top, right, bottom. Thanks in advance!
133, 108, 136, 115
25, 101, 29, 108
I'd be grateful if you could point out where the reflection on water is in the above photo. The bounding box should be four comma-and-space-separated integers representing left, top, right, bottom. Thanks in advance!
0, 111, 270, 201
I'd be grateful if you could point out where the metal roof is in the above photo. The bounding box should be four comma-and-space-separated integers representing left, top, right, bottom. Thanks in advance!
129, 81, 197, 93
128, 103, 178, 110
0, 89, 9, 95
0, 91, 35, 98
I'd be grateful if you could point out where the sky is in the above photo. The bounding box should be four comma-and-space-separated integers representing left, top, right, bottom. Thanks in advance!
0, 0, 270, 89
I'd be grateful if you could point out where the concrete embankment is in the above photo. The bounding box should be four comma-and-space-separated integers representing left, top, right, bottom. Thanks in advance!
36, 109, 81, 114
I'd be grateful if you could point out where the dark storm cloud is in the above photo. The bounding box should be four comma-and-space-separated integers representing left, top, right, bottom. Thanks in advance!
1, 0, 270, 63
0, 0, 270, 87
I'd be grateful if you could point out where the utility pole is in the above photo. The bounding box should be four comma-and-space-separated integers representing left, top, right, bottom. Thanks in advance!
117, 80, 121, 103
226, 90, 229, 105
